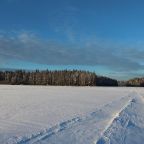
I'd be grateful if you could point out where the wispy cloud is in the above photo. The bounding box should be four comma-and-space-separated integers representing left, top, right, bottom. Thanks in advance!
0, 31, 144, 74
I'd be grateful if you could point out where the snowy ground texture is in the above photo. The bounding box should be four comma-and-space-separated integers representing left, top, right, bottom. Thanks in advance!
0, 86, 144, 144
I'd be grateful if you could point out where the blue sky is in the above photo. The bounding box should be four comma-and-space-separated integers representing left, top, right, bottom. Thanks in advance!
0, 0, 144, 80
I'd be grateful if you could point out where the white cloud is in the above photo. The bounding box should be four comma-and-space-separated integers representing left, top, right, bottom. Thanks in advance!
0, 30, 144, 73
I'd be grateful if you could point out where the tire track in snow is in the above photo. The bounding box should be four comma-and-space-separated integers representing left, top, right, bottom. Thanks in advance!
7, 117, 82, 144
7, 95, 131, 144
96, 92, 144, 144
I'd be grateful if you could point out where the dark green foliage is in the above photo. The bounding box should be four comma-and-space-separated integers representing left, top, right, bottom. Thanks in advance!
96, 76, 118, 86
0, 72, 4, 81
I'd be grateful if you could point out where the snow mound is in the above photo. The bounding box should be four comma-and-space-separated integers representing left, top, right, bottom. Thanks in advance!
96, 95, 144, 144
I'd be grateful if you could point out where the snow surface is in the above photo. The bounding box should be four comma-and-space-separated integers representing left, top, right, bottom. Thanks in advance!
0, 85, 144, 143
97, 93, 144, 144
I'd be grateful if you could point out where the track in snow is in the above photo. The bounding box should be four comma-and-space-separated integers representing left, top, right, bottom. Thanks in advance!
8, 95, 131, 144
96, 92, 144, 144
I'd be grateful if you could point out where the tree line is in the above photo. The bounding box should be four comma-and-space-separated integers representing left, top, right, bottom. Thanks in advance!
125, 78, 144, 87
0, 70, 118, 86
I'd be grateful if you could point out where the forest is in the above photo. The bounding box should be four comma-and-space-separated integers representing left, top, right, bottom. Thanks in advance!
0, 70, 118, 86
125, 78, 144, 87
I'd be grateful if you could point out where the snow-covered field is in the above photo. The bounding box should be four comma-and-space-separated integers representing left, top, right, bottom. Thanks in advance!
0, 85, 144, 144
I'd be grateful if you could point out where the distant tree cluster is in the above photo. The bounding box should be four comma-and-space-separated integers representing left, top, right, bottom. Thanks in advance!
0, 70, 97, 86
96, 76, 118, 86
118, 81, 127, 87
0, 70, 119, 86
126, 78, 144, 87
